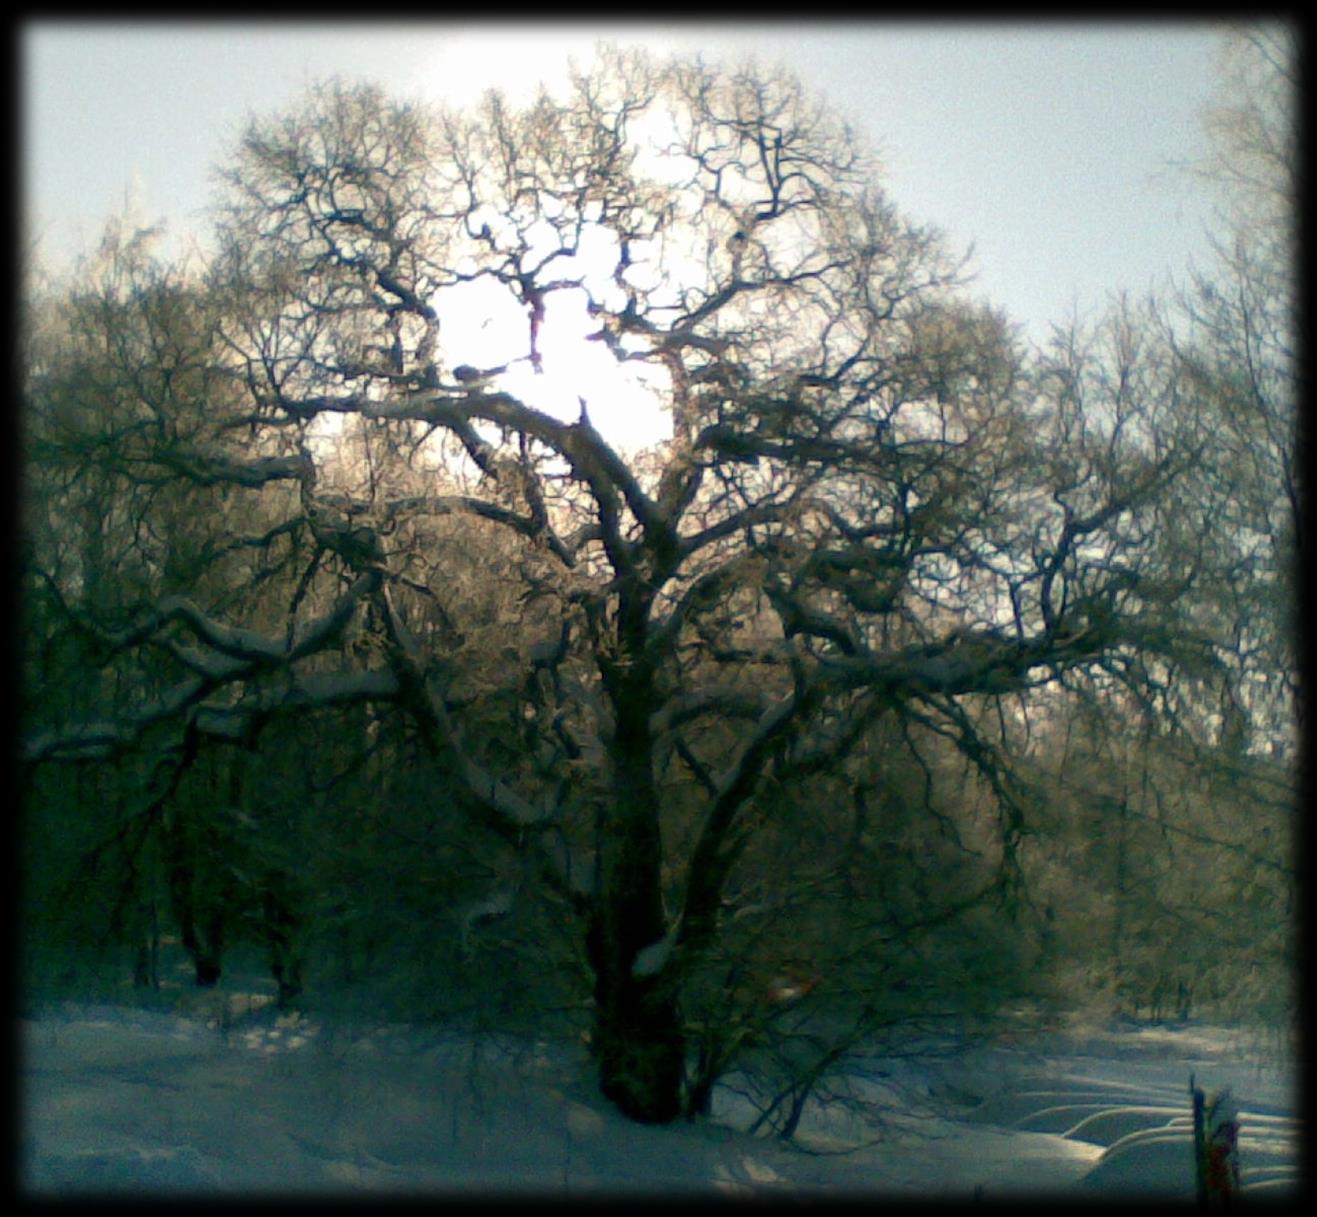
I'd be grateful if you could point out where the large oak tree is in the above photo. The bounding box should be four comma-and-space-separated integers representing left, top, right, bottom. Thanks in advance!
23, 50, 1226, 1122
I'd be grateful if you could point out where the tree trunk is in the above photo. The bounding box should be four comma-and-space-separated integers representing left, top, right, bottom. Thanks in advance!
165, 822, 225, 987
687, 1032, 729, 1118
264, 881, 302, 1007
132, 898, 160, 990
587, 910, 685, 1123
586, 669, 686, 1123
181, 911, 224, 987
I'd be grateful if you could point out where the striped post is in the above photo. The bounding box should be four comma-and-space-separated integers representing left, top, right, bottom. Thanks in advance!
1205, 1088, 1241, 1202
1191, 1075, 1240, 1205
1192, 1075, 1207, 1206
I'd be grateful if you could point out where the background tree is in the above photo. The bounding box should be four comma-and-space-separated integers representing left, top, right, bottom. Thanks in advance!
22, 49, 1261, 1125
1150, 21, 1298, 1034
21, 220, 260, 994
1164, 23, 1299, 747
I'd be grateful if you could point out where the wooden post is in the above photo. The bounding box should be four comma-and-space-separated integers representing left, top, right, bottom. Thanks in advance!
1204, 1088, 1241, 1203
1192, 1074, 1208, 1207
1191, 1075, 1240, 1205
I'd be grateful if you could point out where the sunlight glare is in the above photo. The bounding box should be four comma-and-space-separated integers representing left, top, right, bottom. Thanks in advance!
434, 224, 671, 453
500, 289, 671, 452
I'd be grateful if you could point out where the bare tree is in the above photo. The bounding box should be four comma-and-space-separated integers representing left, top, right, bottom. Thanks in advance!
1163, 23, 1299, 747
23, 52, 1220, 1123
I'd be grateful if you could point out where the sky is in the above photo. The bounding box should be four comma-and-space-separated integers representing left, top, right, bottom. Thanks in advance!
23, 21, 1227, 354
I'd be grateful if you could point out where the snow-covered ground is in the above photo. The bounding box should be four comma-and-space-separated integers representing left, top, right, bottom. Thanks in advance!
19, 994, 1300, 1198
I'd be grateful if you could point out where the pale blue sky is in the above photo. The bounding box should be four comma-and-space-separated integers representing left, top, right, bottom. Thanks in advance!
23, 21, 1225, 347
